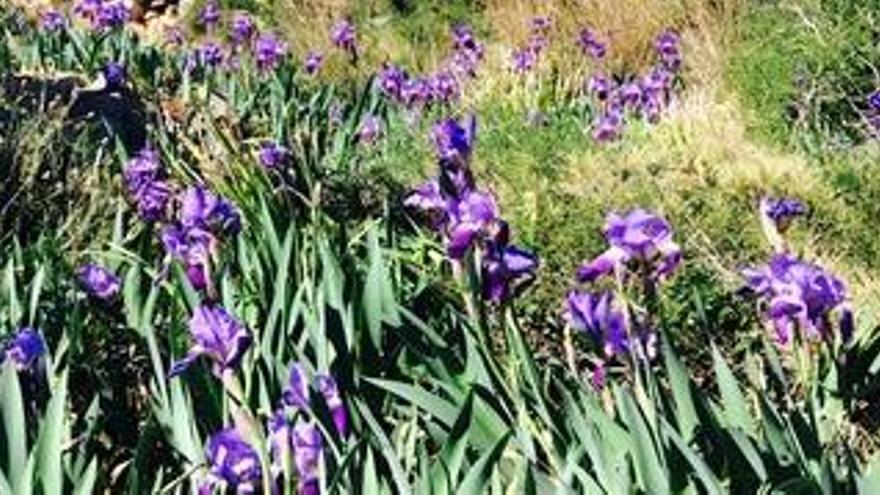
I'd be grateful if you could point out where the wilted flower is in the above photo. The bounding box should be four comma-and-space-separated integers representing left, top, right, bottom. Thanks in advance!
331, 18, 357, 60
357, 115, 382, 145
229, 13, 255, 45
259, 141, 288, 168
78, 264, 121, 300
40, 8, 66, 32
198, 1, 221, 29
282, 363, 310, 409
577, 28, 607, 59
304, 51, 324, 75
316, 374, 348, 437
165, 25, 185, 46
1, 328, 46, 371
203, 427, 262, 493
577, 209, 681, 282
254, 33, 287, 71
743, 253, 853, 345
170, 304, 252, 377
566, 290, 629, 357
102, 61, 126, 89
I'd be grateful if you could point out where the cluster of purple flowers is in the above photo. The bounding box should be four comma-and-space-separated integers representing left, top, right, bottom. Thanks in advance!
743, 196, 853, 347
377, 25, 484, 109
73, 0, 129, 31
511, 16, 552, 73
202, 364, 349, 494
1, 328, 46, 371
566, 209, 681, 386
743, 254, 853, 346
405, 116, 538, 302
587, 30, 682, 142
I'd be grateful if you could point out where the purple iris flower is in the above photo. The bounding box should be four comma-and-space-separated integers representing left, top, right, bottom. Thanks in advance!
743, 253, 852, 345
331, 19, 357, 60
316, 374, 348, 437
760, 197, 806, 232
401, 77, 431, 107
78, 264, 121, 300
170, 305, 252, 377
161, 224, 215, 290
429, 71, 459, 104
511, 48, 537, 73
102, 62, 126, 89
95, 1, 129, 30
40, 8, 66, 32
198, 1, 221, 29
588, 74, 613, 101
654, 29, 682, 70
203, 427, 262, 493
2, 328, 46, 371
577, 209, 681, 282
293, 422, 322, 495
179, 185, 241, 236
592, 110, 623, 142
445, 190, 499, 259
531, 16, 552, 34
482, 244, 539, 302
357, 115, 382, 145
868, 90, 880, 111
578, 28, 607, 59
566, 290, 630, 357
432, 116, 475, 169
304, 51, 324, 75
198, 41, 225, 67
254, 33, 287, 72
124, 148, 172, 222
73, 0, 101, 22
378, 64, 407, 100
259, 141, 288, 168
620, 82, 642, 108
449, 25, 484, 77
230, 13, 256, 45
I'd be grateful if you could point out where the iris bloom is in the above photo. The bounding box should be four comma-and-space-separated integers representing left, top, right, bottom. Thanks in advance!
203, 427, 262, 494
743, 254, 853, 345
124, 148, 171, 222
281, 365, 349, 437
230, 13, 255, 45
1, 328, 46, 370
254, 33, 287, 72
577, 28, 607, 59
654, 29, 682, 70
198, 1, 221, 29
304, 51, 324, 75
482, 243, 539, 302
170, 305, 252, 377
180, 185, 241, 236
760, 197, 805, 232
259, 141, 288, 168
331, 19, 357, 60
293, 422, 322, 495
577, 209, 681, 282
357, 115, 382, 145
102, 62, 126, 89
198, 41, 225, 67
378, 64, 407, 100
40, 9, 66, 32
78, 264, 121, 300
588, 74, 612, 101
566, 290, 629, 357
